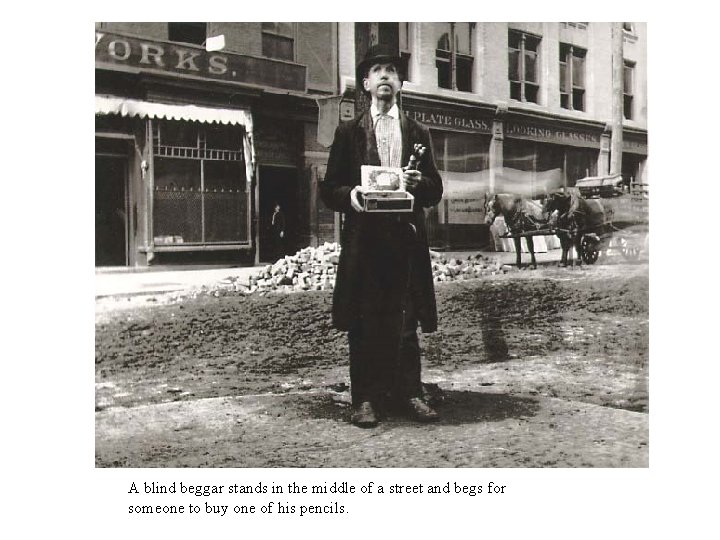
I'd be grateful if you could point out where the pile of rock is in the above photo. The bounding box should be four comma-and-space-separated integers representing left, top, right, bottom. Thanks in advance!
430, 251, 510, 283
249, 243, 340, 293
220, 243, 341, 295
202, 245, 510, 297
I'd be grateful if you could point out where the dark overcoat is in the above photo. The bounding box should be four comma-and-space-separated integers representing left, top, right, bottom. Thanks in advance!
319, 110, 443, 333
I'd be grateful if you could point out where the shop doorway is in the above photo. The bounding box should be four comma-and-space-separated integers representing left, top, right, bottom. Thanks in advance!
95, 155, 128, 266
622, 153, 643, 186
258, 165, 298, 263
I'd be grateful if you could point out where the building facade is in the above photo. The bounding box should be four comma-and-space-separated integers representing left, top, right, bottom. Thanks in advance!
95, 22, 336, 267
95, 22, 647, 265
331, 22, 648, 250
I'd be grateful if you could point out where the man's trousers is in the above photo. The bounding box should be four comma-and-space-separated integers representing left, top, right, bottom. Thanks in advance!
348, 298, 422, 407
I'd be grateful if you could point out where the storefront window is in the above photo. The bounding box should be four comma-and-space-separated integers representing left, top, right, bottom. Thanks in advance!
154, 158, 203, 243
152, 120, 248, 246
204, 160, 247, 243
205, 123, 243, 151
159, 121, 198, 148
503, 139, 598, 195
565, 147, 597, 185
427, 130, 490, 249
505, 141, 563, 197
621, 153, 643, 187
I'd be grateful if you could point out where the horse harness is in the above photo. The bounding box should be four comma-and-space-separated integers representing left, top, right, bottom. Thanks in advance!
555, 195, 586, 236
506, 200, 545, 234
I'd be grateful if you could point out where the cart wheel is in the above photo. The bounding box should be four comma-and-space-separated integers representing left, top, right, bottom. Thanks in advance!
581, 236, 599, 264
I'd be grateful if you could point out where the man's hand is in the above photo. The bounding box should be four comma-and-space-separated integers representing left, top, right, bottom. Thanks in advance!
402, 169, 422, 193
350, 185, 366, 212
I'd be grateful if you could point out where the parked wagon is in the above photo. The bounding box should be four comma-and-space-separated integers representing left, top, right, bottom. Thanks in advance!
546, 175, 649, 264
489, 176, 648, 266
572, 175, 649, 264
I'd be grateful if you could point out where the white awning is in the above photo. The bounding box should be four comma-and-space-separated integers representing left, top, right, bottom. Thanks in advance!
96, 95, 256, 182
95, 95, 253, 127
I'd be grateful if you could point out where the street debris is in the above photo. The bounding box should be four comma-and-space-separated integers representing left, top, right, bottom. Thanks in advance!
242, 243, 341, 294
187, 243, 510, 298
96, 260, 649, 467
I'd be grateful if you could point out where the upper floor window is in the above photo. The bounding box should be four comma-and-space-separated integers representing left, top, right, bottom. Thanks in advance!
623, 60, 635, 120
168, 22, 206, 46
562, 22, 588, 30
559, 43, 586, 111
509, 30, 541, 104
399, 22, 411, 73
262, 22, 295, 61
622, 22, 638, 44
371, 22, 400, 47
436, 23, 474, 92
367, 23, 411, 78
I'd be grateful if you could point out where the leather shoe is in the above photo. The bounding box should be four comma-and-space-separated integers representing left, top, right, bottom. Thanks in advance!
407, 397, 439, 422
351, 401, 379, 428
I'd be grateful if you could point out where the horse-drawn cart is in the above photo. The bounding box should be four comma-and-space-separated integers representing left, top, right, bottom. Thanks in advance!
572, 175, 649, 264
486, 174, 649, 267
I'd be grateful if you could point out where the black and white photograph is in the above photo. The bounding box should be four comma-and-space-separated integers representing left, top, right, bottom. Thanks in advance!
94, 21, 650, 468
7, 7, 720, 539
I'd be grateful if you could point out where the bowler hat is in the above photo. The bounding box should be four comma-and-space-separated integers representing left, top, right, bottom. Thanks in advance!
357, 43, 407, 81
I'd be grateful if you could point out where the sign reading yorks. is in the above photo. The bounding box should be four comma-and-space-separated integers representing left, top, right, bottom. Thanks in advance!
95, 31, 307, 93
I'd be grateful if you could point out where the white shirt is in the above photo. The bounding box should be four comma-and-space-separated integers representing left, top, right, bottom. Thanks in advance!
370, 103, 402, 168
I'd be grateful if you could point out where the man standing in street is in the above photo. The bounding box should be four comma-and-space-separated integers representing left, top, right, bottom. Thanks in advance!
270, 202, 286, 260
319, 44, 444, 428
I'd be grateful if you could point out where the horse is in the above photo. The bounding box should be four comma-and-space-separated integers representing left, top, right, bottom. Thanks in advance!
543, 190, 614, 267
484, 193, 548, 269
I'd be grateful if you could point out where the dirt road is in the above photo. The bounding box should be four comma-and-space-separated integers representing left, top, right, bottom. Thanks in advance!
95, 259, 648, 467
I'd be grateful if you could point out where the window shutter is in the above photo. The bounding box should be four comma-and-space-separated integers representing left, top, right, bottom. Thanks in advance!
296, 23, 336, 92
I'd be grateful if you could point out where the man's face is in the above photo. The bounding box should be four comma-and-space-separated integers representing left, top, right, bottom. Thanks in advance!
363, 62, 402, 102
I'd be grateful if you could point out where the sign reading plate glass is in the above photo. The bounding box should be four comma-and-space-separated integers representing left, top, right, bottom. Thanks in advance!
404, 106, 492, 134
